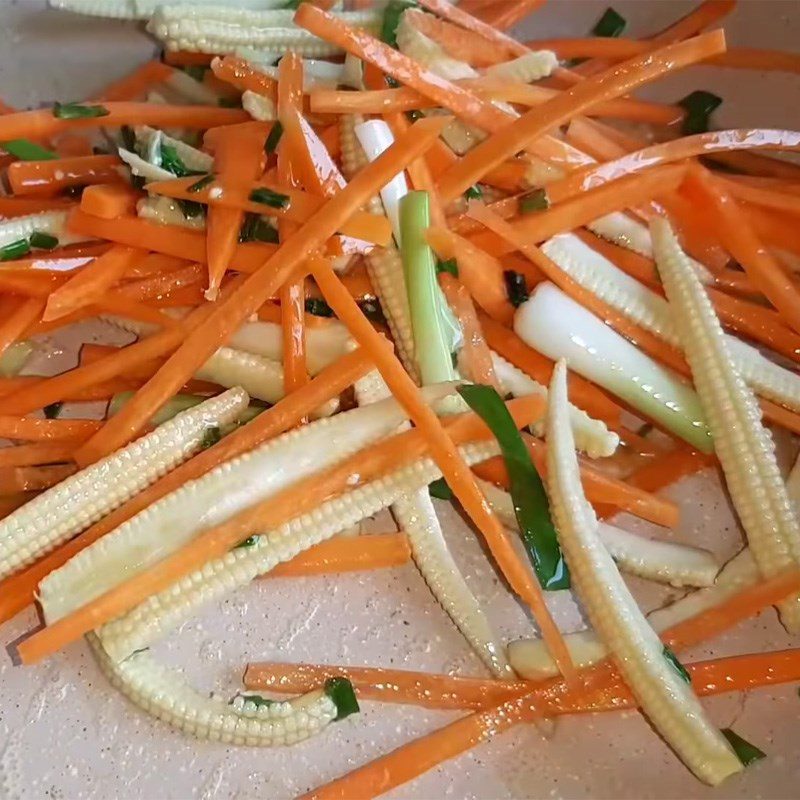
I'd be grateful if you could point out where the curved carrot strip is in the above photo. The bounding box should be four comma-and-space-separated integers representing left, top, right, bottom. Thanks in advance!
463, 0, 545, 31
648, 0, 736, 44
0, 441, 79, 468
91, 60, 175, 102
80, 184, 140, 219
211, 55, 278, 99
117, 263, 204, 302
7, 154, 124, 197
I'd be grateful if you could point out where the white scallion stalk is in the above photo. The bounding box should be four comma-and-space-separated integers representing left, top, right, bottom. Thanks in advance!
483, 50, 558, 83
135, 126, 213, 173
163, 70, 221, 105
137, 196, 204, 229
250, 57, 345, 90
0, 341, 35, 377
50, 0, 295, 20
544, 359, 741, 785
242, 90, 277, 122
0, 210, 87, 248
119, 148, 175, 183
515, 282, 713, 453
651, 217, 800, 632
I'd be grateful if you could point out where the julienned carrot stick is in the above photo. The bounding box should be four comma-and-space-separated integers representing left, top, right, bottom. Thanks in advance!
0, 416, 101, 442
80, 184, 140, 219
0, 464, 76, 494
15, 396, 545, 664
0, 197, 73, 217
0, 376, 142, 403
302, 568, 800, 800
267, 532, 411, 578
0, 297, 44, 361
311, 258, 577, 682
43, 245, 143, 322
75, 115, 450, 465
0, 492, 35, 519
117, 262, 204, 302
465, 0, 545, 31
649, 0, 736, 44
210, 55, 278, 100
720, 177, 800, 217
0, 347, 374, 628
7, 154, 124, 196
162, 51, 213, 67
0, 441, 80, 468
91, 60, 175, 102
0, 102, 247, 141
95, 294, 183, 330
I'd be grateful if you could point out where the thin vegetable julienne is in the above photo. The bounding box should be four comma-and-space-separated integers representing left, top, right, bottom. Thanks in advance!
458, 383, 568, 590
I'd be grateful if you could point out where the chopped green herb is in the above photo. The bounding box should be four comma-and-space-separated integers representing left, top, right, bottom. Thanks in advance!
239, 213, 280, 244
120, 125, 136, 152
721, 728, 766, 767
250, 187, 290, 209
305, 298, 336, 318
29, 231, 59, 250
176, 198, 205, 219
662, 645, 691, 684
436, 258, 458, 277
381, 0, 418, 48
43, 402, 63, 420
187, 173, 215, 193
519, 188, 550, 214
464, 184, 483, 201
428, 477, 453, 500
218, 97, 242, 109
182, 65, 208, 82
52, 102, 110, 120
592, 7, 626, 37
324, 677, 360, 720
2, 139, 57, 161
678, 90, 723, 136
160, 143, 206, 178
458, 384, 568, 589
200, 425, 222, 449
130, 647, 150, 657
503, 270, 529, 308
0, 239, 31, 261
282, 0, 303, 8
358, 298, 385, 324
235, 535, 260, 549
236, 693, 274, 707
264, 121, 284, 154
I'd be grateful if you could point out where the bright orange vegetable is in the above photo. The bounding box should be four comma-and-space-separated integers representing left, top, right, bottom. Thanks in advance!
649, 0, 736, 44
210, 55, 278, 100
461, 0, 545, 31
0, 416, 101, 442
8, 154, 124, 196
0, 197, 73, 217
117, 262, 204, 302
80, 184, 140, 219
0, 297, 44, 361
91, 60, 175, 101
0, 464, 75, 494
0, 441, 80, 468
162, 51, 213, 67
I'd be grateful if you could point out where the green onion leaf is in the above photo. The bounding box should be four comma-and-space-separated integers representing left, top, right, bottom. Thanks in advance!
236, 693, 274, 707
187, 173, 215, 193
249, 187, 290, 209
436, 258, 458, 277
2, 139, 57, 161
29, 231, 59, 250
503, 270, 529, 308
662, 645, 691, 684
43, 402, 63, 420
52, 102, 110, 120
176, 199, 205, 219
358, 299, 385, 324
0, 239, 31, 261
324, 677, 360, 721
381, 0, 418, 48
457, 383, 569, 590
235, 535, 260, 549
305, 298, 336, 318
678, 90, 723, 136
160, 143, 206, 178
428, 477, 453, 500
519, 188, 550, 214
120, 125, 137, 152
239, 213, 279, 244
721, 729, 766, 767
264, 121, 284, 154
200, 425, 222, 450
464, 184, 483, 201
592, 7, 626, 37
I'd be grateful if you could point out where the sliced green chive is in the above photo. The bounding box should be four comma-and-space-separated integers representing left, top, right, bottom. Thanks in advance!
519, 188, 550, 214
324, 677, 360, 720
200, 425, 222, 449
239, 214, 279, 244
458, 384, 568, 590
662, 645, 691, 684
428, 477, 453, 500
464, 184, 483, 201
29, 231, 59, 250
187, 173, 215, 193
0, 239, 31, 261
592, 7, 626, 37
177, 199, 205, 219
305, 298, 336, 318
160, 143, 206, 178
381, 0, 419, 48
436, 258, 458, 277
264, 121, 284, 154
43, 402, 63, 420
249, 187, 290, 209
2, 139, 58, 161
503, 270, 529, 308
678, 90, 723, 136
52, 102, 110, 120
721, 728, 766, 767
358, 299, 385, 324
235, 535, 260, 549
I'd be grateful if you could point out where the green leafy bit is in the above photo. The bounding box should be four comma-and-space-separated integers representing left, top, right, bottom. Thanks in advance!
436, 258, 458, 277
236, 693, 274, 707
29, 231, 59, 250
187, 173, 215, 193
249, 187, 290, 209
43, 402, 63, 420
678, 90, 723, 136
2, 139, 57, 161
176, 198, 205, 219
503, 270, 529, 308
0, 239, 31, 261
324, 677, 360, 721
464, 184, 483, 201
592, 7, 626, 37
160, 143, 206, 178
519, 188, 550, 214
52, 102, 110, 120
264, 121, 284, 154
662, 645, 691, 683
381, 0, 418, 48
305, 298, 336, 318
457, 383, 569, 590
200, 425, 222, 449
358, 298, 385, 324
720, 728, 766, 767
428, 477, 453, 500
239, 213, 279, 244
235, 535, 260, 549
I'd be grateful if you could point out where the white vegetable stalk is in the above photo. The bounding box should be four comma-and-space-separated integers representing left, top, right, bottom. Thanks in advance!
242, 90, 277, 122
0, 341, 35, 377
250, 57, 346, 90
137, 196, 205, 229
0, 388, 249, 581
50, 0, 295, 20
652, 217, 800, 632
163, 70, 221, 105
119, 148, 175, 183
135, 126, 213, 173
483, 50, 558, 83
515, 282, 713, 452
39, 385, 458, 623
543, 233, 800, 411
0, 210, 88, 249
544, 360, 741, 785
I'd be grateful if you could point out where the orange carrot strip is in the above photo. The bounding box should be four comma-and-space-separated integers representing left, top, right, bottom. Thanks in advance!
0, 492, 36, 519
720, 177, 800, 217
74, 115, 449, 464
709, 47, 800, 73
0, 417, 101, 442
0, 376, 141, 403
0, 441, 79, 468
95, 294, 183, 329
43, 245, 143, 322
80, 184, 140, 219
91, 60, 175, 102
16, 396, 544, 664
0, 464, 75, 494
649, 0, 736, 43
0, 297, 44, 360
210, 56, 278, 100
162, 51, 213, 67
117, 262, 204, 302
267, 532, 411, 578
465, 0, 545, 31
7, 154, 125, 196
0, 197, 73, 217
122, 252, 190, 279
0, 270, 68, 297
0, 347, 373, 627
